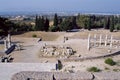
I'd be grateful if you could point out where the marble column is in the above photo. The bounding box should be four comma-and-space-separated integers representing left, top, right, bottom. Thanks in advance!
105, 35, 108, 46
94, 34, 97, 47
87, 34, 91, 50
8, 34, 11, 48
99, 34, 102, 46
63, 37, 65, 43
110, 35, 113, 48
4, 39, 7, 51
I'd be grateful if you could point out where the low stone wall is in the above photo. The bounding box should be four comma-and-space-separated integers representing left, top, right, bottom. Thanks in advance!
12, 71, 120, 80
12, 71, 93, 80
94, 72, 120, 80
60, 50, 120, 62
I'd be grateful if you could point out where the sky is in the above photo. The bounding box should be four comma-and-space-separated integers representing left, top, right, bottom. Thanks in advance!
0, 0, 120, 13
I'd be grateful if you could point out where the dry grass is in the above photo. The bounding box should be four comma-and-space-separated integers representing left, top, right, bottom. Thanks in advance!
49, 21, 53, 26
13, 31, 65, 41
10, 30, 120, 64
0, 45, 4, 51
13, 30, 120, 41
73, 29, 120, 39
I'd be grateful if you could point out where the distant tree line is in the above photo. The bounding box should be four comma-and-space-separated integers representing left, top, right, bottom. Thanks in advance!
0, 17, 34, 36
0, 17, 12, 36
35, 13, 120, 32
0, 14, 120, 36
77, 14, 120, 32
35, 13, 78, 32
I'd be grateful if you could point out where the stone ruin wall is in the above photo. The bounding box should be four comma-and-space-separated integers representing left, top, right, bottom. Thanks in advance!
12, 71, 120, 80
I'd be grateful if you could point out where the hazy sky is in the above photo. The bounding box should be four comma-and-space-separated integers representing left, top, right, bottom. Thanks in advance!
0, 0, 120, 13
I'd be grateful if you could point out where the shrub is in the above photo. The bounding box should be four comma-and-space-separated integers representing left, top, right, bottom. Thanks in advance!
110, 25, 114, 32
32, 34, 37, 38
113, 69, 120, 72
57, 60, 63, 70
104, 67, 110, 70
105, 58, 116, 66
87, 67, 100, 72
49, 26, 60, 32
115, 23, 120, 30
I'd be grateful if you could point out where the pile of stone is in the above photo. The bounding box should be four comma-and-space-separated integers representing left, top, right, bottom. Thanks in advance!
41, 45, 74, 57
1, 55, 13, 62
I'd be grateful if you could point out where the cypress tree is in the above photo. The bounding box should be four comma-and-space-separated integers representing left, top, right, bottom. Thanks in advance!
53, 13, 58, 27
35, 15, 38, 31
87, 16, 91, 31
41, 16, 45, 31
44, 18, 49, 31
107, 17, 110, 29
110, 16, 114, 32
103, 17, 108, 29
104, 17, 110, 29
38, 16, 42, 31
35, 16, 44, 31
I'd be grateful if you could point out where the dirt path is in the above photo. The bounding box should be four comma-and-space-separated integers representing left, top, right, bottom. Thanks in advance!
11, 37, 44, 62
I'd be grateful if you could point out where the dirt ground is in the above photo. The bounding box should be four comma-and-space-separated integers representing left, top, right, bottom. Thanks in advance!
3, 29, 120, 72
0, 45, 4, 51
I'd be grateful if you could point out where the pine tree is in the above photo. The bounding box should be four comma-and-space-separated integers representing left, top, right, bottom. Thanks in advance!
87, 16, 91, 30
60, 18, 72, 31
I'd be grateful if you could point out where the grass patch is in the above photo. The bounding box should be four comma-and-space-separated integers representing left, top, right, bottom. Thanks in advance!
87, 67, 101, 72
113, 69, 120, 72
57, 60, 63, 70
32, 34, 37, 38
105, 58, 116, 66
104, 67, 110, 70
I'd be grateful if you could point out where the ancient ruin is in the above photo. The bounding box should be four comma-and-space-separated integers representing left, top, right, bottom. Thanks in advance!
12, 71, 120, 80
87, 34, 120, 50
40, 44, 74, 57
1, 30, 120, 80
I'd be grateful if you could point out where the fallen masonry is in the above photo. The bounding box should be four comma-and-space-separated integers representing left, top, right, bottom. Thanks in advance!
40, 45, 74, 57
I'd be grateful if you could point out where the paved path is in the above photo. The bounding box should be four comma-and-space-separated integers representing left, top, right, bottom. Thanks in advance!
0, 63, 56, 80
